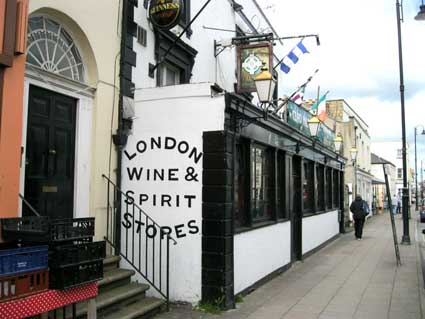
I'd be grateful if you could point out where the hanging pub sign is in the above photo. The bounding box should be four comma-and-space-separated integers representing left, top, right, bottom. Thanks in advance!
237, 42, 273, 93
149, 0, 184, 30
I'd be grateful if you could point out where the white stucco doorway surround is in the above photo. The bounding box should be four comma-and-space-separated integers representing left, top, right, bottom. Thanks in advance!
19, 12, 97, 219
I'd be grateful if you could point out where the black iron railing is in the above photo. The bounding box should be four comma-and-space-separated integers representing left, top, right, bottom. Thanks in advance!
102, 174, 176, 306
19, 193, 40, 217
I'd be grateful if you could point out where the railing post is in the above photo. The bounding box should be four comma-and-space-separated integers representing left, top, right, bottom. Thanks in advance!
115, 189, 121, 256
167, 235, 170, 311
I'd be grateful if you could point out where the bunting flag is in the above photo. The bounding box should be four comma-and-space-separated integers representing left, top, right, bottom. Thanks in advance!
290, 86, 305, 105
279, 39, 310, 74
310, 91, 329, 121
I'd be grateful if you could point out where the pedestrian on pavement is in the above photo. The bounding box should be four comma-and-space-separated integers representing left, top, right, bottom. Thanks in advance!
350, 195, 367, 240
397, 193, 402, 214
391, 194, 398, 215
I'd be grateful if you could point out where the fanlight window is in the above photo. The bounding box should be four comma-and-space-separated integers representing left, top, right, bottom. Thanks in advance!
26, 16, 85, 83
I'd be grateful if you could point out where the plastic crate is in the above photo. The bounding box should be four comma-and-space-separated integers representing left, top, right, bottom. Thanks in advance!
0, 245, 48, 277
1, 217, 95, 242
49, 241, 106, 268
0, 269, 49, 302
49, 260, 103, 290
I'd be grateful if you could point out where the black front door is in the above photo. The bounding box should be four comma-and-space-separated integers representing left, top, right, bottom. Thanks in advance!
24, 86, 76, 219
292, 156, 302, 261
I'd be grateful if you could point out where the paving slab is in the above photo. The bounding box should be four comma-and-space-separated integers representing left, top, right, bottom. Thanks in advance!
155, 210, 425, 319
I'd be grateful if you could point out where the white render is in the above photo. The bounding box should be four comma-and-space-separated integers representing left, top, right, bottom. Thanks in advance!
234, 222, 291, 294
122, 83, 225, 302
302, 210, 339, 255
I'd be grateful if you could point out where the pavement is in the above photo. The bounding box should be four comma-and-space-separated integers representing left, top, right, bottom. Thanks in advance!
156, 210, 425, 319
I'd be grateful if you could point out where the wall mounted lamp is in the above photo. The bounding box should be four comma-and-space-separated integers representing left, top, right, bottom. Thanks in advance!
307, 115, 321, 138
416, 0, 425, 20
350, 146, 358, 162
334, 134, 343, 153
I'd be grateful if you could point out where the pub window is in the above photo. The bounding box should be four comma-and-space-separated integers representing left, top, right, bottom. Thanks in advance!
179, 0, 191, 29
154, 30, 197, 85
276, 151, 286, 219
159, 63, 181, 86
303, 160, 314, 214
333, 170, 339, 208
251, 144, 275, 222
316, 164, 325, 211
326, 167, 332, 209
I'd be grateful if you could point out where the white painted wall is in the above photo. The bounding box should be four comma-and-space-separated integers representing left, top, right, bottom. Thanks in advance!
302, 211, 339, 255
122, 83, 225, 302
234, 222, 291, 294
132, 0, 286, 96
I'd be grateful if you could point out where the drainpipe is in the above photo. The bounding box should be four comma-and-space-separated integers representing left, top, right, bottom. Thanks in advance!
112, 0, 131, 255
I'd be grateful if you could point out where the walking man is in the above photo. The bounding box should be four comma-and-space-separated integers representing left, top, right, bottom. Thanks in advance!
350, 195, 368, 240
391, 194, 398, 215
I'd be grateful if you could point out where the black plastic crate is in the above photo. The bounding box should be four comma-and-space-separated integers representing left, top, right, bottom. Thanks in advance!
1, 217, 95, 242
49, 260, 103, 289
49, 241, 106, 268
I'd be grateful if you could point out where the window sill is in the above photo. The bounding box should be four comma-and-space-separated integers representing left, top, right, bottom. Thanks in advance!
235, 218, 290, 235
303, 208, 340, 218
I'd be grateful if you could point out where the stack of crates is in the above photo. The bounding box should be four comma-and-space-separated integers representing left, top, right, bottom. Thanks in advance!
1, 217, 105, 290
0, 245, 49, 302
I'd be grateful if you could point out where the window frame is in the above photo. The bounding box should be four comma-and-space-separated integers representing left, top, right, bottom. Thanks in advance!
250, 143, 275, 223
316, 164, 325, 212
159, 62, 181, 87
302, 160, 315, 215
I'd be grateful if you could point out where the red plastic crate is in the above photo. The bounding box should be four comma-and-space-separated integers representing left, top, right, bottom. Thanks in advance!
0, 269, 49, 302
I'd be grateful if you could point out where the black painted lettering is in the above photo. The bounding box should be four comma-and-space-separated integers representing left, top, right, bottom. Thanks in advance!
178, 141, 189, 154
168, 168, 179, 181
153, 194, 157, 206
127, 167, 143, 181
122, 213, 132, 228
162, 195, 172, 207
188, 220, 199, 234
165, 137, 176, 149
160, 226, 172, 239
154, 169, 164, 181
147, 168, 150, 180
124, 150, 137, 161
125, 190, 135, 205
189, 147, 203, 164
151, 136, 161, 150
139, 194, 149, 205
174, 224, 186, 238
184, 195, 196, 208
176, 194, 180, 207
136, 140, 147, 153
135, 220, 145, 233
146, 225, 157, 238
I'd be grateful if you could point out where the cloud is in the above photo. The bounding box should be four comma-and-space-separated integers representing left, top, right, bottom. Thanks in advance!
265, 0, 425, 141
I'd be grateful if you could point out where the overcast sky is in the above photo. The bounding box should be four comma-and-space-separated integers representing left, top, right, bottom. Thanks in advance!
258, 0, 425, 169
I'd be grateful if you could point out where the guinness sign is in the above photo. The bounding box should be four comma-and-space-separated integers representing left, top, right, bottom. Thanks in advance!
149, 0, 183, 30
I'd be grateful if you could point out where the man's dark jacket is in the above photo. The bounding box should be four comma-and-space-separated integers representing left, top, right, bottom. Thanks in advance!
350, 198, 365, 219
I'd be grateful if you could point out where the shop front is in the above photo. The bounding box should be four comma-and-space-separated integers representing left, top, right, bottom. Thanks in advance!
121, 83, 345, 307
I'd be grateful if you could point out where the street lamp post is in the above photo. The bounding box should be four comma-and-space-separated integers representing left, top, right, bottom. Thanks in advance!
395, 0, 410, 244
350, 146, 358, 197
422, 160, 424, 208
414, 125, 425, 211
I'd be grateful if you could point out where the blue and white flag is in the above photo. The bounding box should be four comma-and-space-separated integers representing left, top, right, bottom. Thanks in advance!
280, 39, 310, 74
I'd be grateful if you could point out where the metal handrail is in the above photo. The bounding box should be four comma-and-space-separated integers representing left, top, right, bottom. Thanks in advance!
102, 174, 175, 307
19, 193, 40, 217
